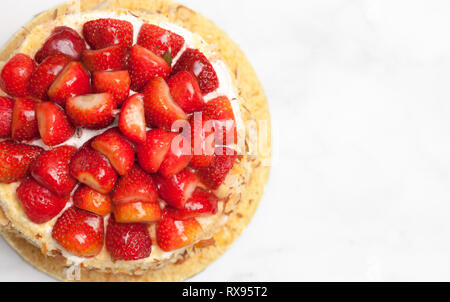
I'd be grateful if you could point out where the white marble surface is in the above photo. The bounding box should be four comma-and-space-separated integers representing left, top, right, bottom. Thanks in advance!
2, 0, 450, 281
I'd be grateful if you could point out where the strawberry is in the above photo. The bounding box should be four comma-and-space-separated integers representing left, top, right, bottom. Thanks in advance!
137, 24, 185, 58
83, 18, 133, 50
167, 71, 205, 113
91, 128, 135, 176
81, 45, 128, 72
0, 97, 14, 138
159, 132, 192, 178
17, 178, 69, 224
143, 77, 188, 130
0, 54, 35, 97
156, 213, 202, 252
154, 169, 199, 209
136, 129, 176, 174
0, 141, 43, 183
198, 147, 237, 189
114, 201, 162, 223
119, 94, 146, 144
106, 215, 152, 261
128, 45, 171, 91
35, 26, 86, 63
203, 96, 236, 145
65, 93, 116, 130
92, 70, 130, 106
112, 165, 158, 205
30, 145, 77, 197
69, 146, 117, 194
48, 61, 92, 107
11, 98, 39, 142
52, 207, 104, 257
35, 102, 75, 146
73, 184, 112, 216
189, 114, 215, 168
28, 54, 71, 100
166, 188, 218, 220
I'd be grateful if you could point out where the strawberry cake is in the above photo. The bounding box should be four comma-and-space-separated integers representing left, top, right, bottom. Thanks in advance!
0, 0, 270, 282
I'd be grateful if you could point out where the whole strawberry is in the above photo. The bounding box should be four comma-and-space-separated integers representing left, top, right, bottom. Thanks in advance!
83, 18, 133, 50
0, 141, 43, 183
137, 24, 185, 58
0, 54, 35, 97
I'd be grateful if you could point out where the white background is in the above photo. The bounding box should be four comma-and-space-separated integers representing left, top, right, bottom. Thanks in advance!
1, 0, 450, 281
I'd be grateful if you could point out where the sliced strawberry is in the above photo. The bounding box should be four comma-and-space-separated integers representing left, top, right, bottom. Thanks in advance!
136, 129, 176, 174
189, 114, 215, 168
0, 141, 43, 183
156, 213, 202, 252
198, 147, 237, 189
48, 61, 92, 107
106, 215, 152, 261
137, 24, 185, 58
114, 201, 162, 223
0, 54, 35, 97
83, 18, 133, 50
119, 94, 146, 144
128, 45, 171, 91
35, 26, 86, 63
159, 132, 192, 178
166, 188, 218, 220
171, 48, 219, 94
112, 165, 158, 205
65, 93, 116, 130
81, 45, 128, 72
143, 77, 188, 130
69, 146, 117, 194
0, 97, 14, 138
35, 102, 74, 146
73, 184, 112, 216
154, 169, 199, 209
167, 71, 205, 113
11, 98, 39, 141
52, 207, 104, 257
91, 128, 135, 176
92, 70, 130, 106
17, 178, 69, 224
203, 96, 236, 145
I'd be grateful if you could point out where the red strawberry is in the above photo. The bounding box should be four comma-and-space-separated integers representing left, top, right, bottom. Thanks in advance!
189, 114, 215, 168
17, 178, 69, 224
91, 128, 135, 176
159, 132, 192, 178
166, 188, 218, 220
114, 201, 162, 223
92, 70, 130, 107
167, 71, 205, 113
143, 77, 188, 130
30, 145, 77, 197
81, 45, 128, 72
128, 45, 171, 91
0, 141, 43, 183
35, 102, 74, 146
83, 19, 133, 50
119, 94, 146, 144
35, 26, 86, 63
136, 129, 176, 174
69, 146, 117, 194
48, 61, 92, 107
52, 207, 104, 257
171, 48, 218, 94
156, 213, 202, 251
0, 97, 14, 138
137, 24, 185, 58
203, 96, 236, 145
29, 54, 71, 100
0, 54, 35, 97
65, 93, 116, 129
106, 215, 152, 261
73, 184, 112, 216
112, 165, 158, 205
11, 98, 39, 141
154, 169, 199, 209
198, 147, 237, 189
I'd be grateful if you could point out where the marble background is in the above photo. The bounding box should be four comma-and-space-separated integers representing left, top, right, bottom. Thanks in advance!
1, 0, 450, 281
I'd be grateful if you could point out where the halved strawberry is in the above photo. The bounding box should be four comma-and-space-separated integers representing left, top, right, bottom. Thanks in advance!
166, 188, 218, 220
159, 132, 192, 178
119, 94, 146, 144
81, 45, 128, 72
154, 169, 199, 209
198, 147, 237, 189
189, 114, 216, 168
0, 141, 43, 183
106, 215, 152, 261
137, 24, 185, 58
30, 145, 77, 197
52, 207, 104, 257
35, 102, 75, 146
92, 70, 130, 107
17, 178, 69, 224
0, 54, 35, 97
48, 61, 92, 107
11, 98, 39, 141
143, 77, 188, 130
0, 97, 14, 138
203, 96, 236, 145
65, 93, 116, 130
167, 71, 205, 113
171, 48, 219, 94
136, 129, 176, 174
112, 165, 158, 205
128, 45, 171, 91
156, 213, 202, 252
91, 128, 134, 176
69, 146, 117, 194
83, 18, 133, 50
73, 184, 112, 216
114, 201, 162, 223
